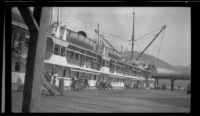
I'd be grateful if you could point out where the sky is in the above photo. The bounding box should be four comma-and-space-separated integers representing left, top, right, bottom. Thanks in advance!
12, 7, 191, 67
51, 7, 190, 67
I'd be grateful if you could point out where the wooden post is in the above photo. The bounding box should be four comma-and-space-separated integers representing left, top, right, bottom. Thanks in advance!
2, 15, 5, 112
59, 77, 64, 96
171, 79, 175, 91
19, 7, 52, 112
59, 68, 65, 96
157, 79, 159, 88
33, 7, 42, 26
154, 78, 159, 88
154, 78, 157, 88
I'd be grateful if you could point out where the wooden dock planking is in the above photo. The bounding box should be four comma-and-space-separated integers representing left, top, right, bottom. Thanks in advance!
12, 89, 190, 112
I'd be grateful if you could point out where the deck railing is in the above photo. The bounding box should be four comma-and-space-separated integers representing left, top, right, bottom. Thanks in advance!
116, 70, 124, 75
67, 58, 101, 71
86, 62, 101, 71
67, 58, 81, 66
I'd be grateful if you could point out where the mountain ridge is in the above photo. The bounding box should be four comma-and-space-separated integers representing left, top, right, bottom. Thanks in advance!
123, 51, 190, 75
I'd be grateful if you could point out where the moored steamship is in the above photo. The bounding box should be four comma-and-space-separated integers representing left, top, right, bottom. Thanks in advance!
12, 8, 157, 91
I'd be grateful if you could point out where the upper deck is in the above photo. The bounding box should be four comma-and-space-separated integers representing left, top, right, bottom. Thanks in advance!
51, 25, 97, 52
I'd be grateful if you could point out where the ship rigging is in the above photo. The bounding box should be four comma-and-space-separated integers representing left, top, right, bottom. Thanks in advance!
11, 7, 167, 95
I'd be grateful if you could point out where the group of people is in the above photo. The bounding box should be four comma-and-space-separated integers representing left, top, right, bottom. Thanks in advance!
71, 76, 90, 91
95, 79, 113, 90
70, 73, 113, 91
124, 83, 132, 89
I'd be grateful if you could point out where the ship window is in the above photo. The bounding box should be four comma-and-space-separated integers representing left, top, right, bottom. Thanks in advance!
25, 37, 29, 47
66, 50, 68, 57
106, 61, 109, 67
91, 75, 94, 80
105, 61, 109, 67
103, 60, 105, 66
88, 74, 91, 80
94, 75, 96, 80
61, 46, 66, 57
75, 53, 79, 60
15, 62, 20, 72
54, 44, 60, 55
69, 51, 74, 59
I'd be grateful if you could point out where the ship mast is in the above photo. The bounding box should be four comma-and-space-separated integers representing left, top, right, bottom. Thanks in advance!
131, 11, 135, 61
56, 7, 60, 38
97, 23, 100, 52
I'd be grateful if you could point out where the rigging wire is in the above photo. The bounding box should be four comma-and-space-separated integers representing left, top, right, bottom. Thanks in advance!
58, 8, 165, 58
99, 25, 163, 42
102, 34, 130, 41
135, 34, 156, 54
124, 40, 131, 60
88, 22, 94, 38
135, 33, 156, 42
82, 22, 87, 33
134, 26, 163, 41
135, 42, 148, 64
134, 26, 165, 64
57, 8, 163, 43
101, 31, 155, 42
125, 40, 131, 53
101, 31, 131, 39
135, 42, 142, 53
101, 26, 162, 39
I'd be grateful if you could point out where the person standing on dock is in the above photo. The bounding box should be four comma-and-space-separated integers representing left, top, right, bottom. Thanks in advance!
178, 85, 181, 90
59, 70, 65, 96
53, 73, 58, 86
50, 72, 54, 84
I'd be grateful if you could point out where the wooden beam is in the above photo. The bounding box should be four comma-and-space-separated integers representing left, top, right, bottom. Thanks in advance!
18, 7, 39, 32
171, 79, 175, 91
33, 7, 42, 26
2, 10, 5, 113
20, 7, 52, 112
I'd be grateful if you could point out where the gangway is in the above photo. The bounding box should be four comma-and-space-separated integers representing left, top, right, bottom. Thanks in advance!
42, 75, 62, 96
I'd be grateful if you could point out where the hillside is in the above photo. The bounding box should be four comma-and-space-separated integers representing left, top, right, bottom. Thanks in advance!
123, 51, 190, 75
176, 65, 191, 75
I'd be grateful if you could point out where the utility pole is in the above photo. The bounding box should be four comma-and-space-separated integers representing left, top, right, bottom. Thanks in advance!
131, 12, 135, 61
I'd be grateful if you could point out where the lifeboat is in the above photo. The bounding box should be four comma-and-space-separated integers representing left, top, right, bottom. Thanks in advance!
66, 29, 96, 51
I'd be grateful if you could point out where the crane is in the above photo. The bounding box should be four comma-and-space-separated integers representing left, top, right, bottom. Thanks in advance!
136, 25, 166, 61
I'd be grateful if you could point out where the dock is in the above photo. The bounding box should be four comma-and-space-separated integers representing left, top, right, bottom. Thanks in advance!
12, 89, 190, 112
